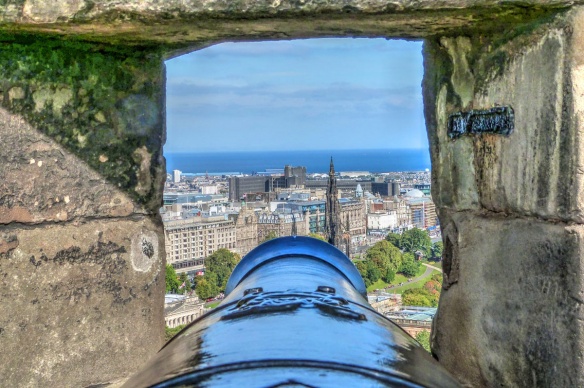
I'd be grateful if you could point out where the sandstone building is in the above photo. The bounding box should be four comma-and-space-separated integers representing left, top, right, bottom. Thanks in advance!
230, 206, 258, 257
164, 216, 237, 275
257, 211, 308, 241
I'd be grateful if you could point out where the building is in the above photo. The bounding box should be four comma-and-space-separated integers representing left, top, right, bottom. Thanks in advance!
257, 212, 307, 241
284, 165, 306, 187
322, 158, 367, 256
403, 189, 437, 229
228, 165, 307, 201
368, 293, 402, 315
371, 181, 400, 197
339, 198, 367, 246
163, 192, 225, 207
367, 211, 398, 231
274, 200, 326, 234
201, 184, 218, 195
413, 183, 431, 196
173, 169, 181, 183
383, 197, 412, 228
305, 178, 372, 192
164, 216, 237, 276
228, 176, 270, 201
229, 205, 258, 257
340, 171, 370, 178
164, 295, 207, 328
385, 307, 436, 338
408, 198, 437, 229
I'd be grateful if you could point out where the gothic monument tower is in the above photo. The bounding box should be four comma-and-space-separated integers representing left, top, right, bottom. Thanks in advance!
325, 157, 342, 248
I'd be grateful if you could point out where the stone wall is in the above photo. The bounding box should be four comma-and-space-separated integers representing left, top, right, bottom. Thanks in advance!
0, 40, 166, 386
425, 7, 584, 386
0, 1, 583, 387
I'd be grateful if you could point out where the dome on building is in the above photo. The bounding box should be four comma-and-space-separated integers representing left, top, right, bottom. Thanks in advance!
405, 189, 425, 198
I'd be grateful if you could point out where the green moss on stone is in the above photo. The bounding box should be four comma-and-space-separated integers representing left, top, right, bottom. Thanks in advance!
0, 37, 164, 208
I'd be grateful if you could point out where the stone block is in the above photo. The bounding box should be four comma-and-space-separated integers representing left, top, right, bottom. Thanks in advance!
426, 8, 584, 222
0, 42, 166, 214
0, 217, 165, 387
433, 210, 584, 387
0, 108, 140, 224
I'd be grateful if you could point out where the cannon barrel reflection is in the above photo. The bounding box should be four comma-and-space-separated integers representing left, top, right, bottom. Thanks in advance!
124, 236, 459, 387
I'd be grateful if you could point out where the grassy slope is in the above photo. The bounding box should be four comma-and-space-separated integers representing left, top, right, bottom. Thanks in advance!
366, 266, 440, 294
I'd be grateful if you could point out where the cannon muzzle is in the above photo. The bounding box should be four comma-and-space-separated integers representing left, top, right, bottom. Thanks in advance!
124, 236, 459, 387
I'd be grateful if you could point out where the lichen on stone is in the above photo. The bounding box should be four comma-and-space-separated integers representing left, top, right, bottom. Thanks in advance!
0, 37, 165, 211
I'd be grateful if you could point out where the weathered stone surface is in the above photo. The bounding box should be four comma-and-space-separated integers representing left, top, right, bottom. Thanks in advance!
15, 0, 577, 25
0, 41, 166, 213
0, 1, 583, 387
0, 217, 165, 387
426, 7, 584, 223
426, 6, 584, 386
0, 1, 574, 47
0, 108, 143, 224
432, 211, 584, 387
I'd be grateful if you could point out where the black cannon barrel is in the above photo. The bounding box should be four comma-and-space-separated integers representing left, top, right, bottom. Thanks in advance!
124, 236, 460, 387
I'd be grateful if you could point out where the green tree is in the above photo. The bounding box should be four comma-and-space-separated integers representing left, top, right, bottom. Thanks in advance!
365, 260, 381, 284
400, 228, 432, 257
354, 261, 370, 287
399, 252, 420, 277
366, 240, 403, 273
165, 324, 186, 342
386, 232, 401, 248
178, 273, 192, 294
308, 232, 327, 241
195, 275, 219, 300
205, 248, 240, 291
355, 260, 384, 288
431, 241, 444, 260
165, 264, 180, 293
382, 267, 396, 284
262, 230, 278, 242
415, 330, 431, 352
403, 287, 438, 307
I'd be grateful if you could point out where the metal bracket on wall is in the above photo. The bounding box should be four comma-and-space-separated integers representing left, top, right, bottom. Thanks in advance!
447, 106, 514, 139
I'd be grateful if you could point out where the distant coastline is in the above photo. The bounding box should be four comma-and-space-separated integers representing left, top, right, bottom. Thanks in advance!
165, 149, 431, 175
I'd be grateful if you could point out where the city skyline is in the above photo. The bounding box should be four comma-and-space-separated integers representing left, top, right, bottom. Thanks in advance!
165, 38, 426, 153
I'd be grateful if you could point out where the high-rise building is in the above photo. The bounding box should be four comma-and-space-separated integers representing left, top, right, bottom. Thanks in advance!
228, 166, 307, 201
228, 176, 270, 201
284, 165, 306, 187
173, 169, 182, 183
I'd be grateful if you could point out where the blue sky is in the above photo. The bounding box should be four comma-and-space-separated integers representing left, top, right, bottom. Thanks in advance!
165, 38, 426, 153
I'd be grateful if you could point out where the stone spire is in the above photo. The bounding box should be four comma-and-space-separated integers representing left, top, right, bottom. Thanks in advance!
325, 157, 341, 248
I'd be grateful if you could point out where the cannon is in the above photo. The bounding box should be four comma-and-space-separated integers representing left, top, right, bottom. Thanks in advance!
123, 236, 459, 387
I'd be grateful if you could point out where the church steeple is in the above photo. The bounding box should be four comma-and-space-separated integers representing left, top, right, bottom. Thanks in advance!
325, 157, 341, 248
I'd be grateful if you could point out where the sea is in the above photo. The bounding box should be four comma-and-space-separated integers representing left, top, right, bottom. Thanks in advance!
165, 149, 431, 175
